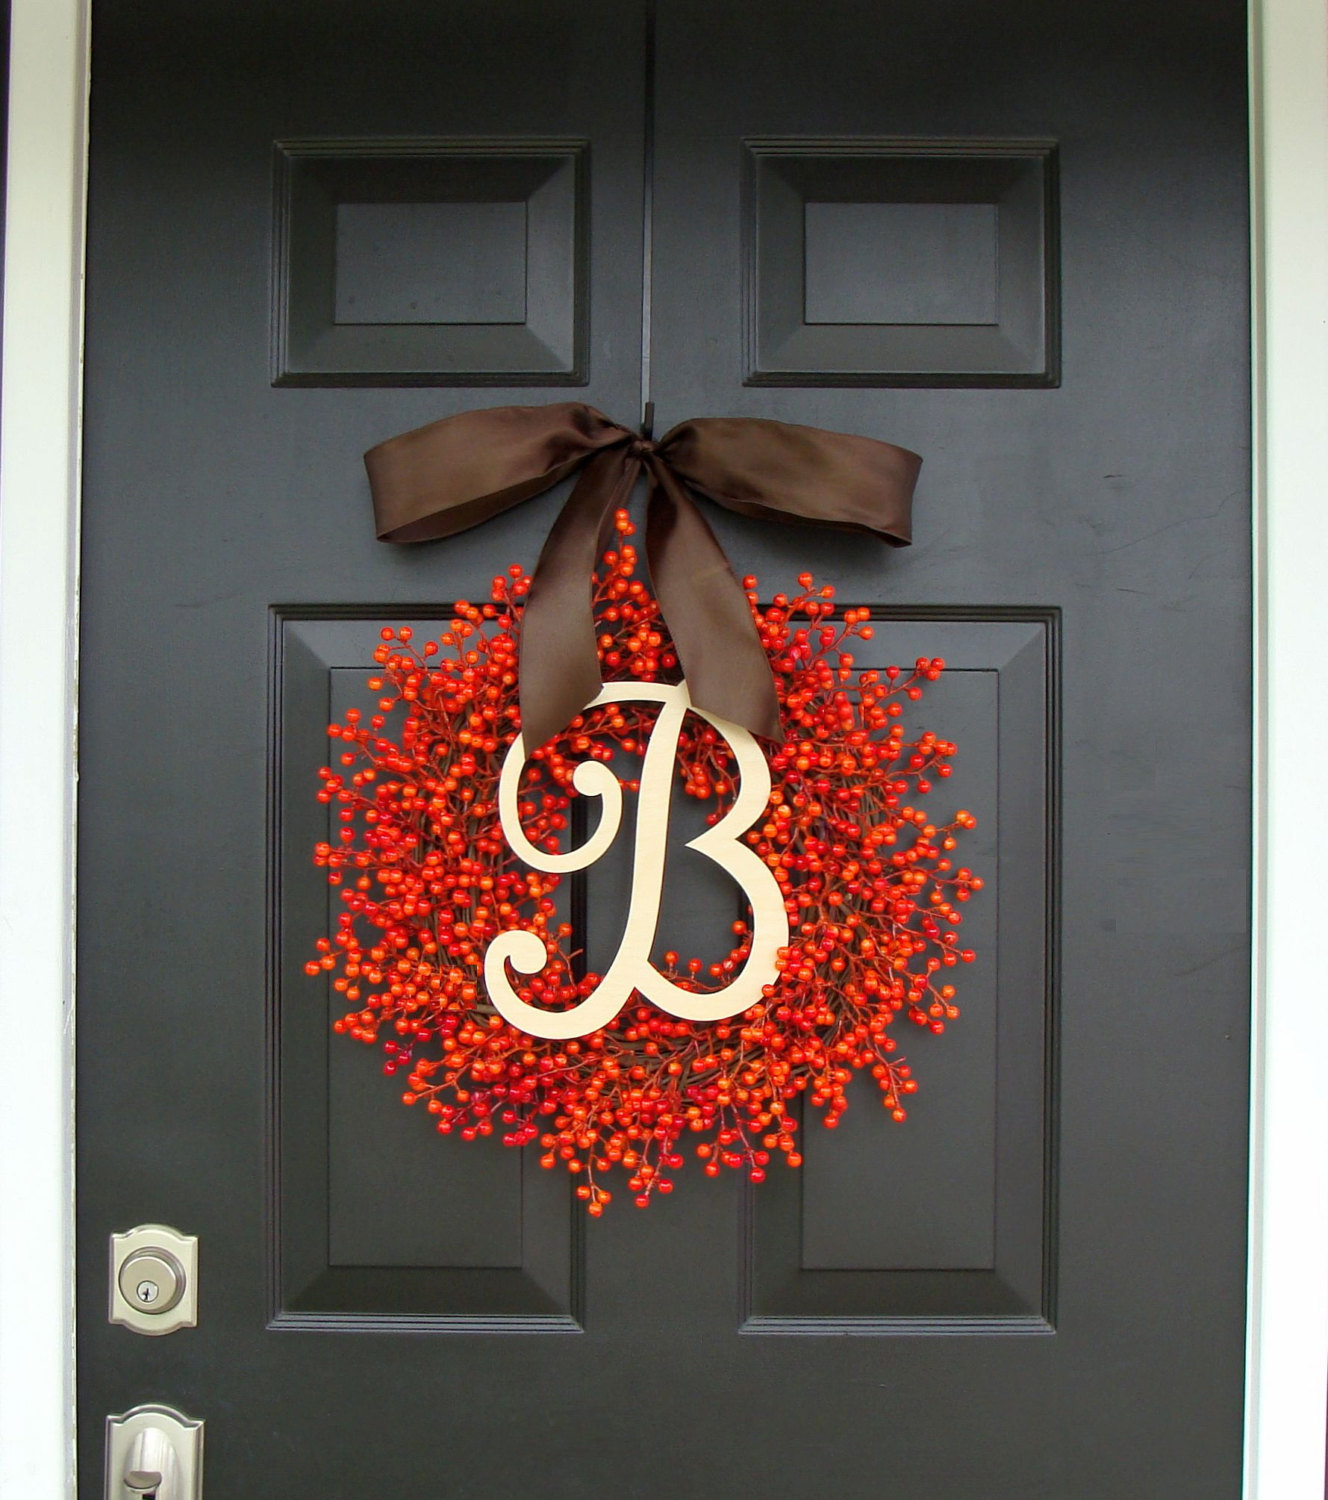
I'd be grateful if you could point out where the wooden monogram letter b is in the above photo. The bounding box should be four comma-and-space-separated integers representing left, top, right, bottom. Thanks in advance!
484, 682, 790, 1039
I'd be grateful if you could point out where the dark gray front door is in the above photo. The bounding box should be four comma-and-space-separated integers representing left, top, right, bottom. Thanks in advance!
78, 2, 1251, 1495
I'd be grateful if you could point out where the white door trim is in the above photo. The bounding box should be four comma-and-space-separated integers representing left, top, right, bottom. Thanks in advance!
1243, 0, 1328, 1493
1, 1, 1323, 1495
0, 0, 88, 1495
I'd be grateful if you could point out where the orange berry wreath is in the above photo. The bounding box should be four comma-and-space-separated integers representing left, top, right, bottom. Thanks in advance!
308, 510, 980, 1214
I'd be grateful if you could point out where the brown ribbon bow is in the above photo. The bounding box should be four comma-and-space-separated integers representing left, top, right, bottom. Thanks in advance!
364, 402, 920, 749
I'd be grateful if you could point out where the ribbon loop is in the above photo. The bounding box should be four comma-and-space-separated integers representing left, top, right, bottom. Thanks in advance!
364, 402, 921, 748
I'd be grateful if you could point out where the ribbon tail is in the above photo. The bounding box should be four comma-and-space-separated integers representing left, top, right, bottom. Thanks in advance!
645, 461, 783, 744
519, 448, 639, 750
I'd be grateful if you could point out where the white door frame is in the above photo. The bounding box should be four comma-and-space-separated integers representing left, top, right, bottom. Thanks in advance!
2, 1, 1324, 1494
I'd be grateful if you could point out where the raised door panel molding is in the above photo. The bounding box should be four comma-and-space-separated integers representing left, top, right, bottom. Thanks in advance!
269, 612, 583, 1332
744, 139, 1060, 388
741, 612, 1059, 1333
272, 138, 589, 387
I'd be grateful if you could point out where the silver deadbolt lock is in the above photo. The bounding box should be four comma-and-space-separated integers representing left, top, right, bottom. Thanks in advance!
109, 1226, 197, 1336
105, 1404, 203, 1500
119, 1248, 185, 1313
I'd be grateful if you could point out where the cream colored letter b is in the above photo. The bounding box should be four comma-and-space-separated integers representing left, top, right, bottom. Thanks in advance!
483, 681, 788, 1039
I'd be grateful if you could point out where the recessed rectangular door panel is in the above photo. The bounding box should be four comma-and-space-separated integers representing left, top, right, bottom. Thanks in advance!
743, 617, 1052, 1331
273, 620, 581, 1328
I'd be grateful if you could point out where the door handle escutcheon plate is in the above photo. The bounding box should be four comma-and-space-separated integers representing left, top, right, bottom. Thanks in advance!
105, 1404, 203, 1500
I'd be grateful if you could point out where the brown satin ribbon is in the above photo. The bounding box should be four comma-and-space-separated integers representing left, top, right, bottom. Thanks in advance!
364, 402, 920, 749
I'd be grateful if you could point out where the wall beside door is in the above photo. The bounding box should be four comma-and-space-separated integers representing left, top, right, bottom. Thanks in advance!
0, 0, 87, 1495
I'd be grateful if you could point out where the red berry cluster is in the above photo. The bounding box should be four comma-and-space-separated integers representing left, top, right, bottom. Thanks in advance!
309, 511, 980, 1213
